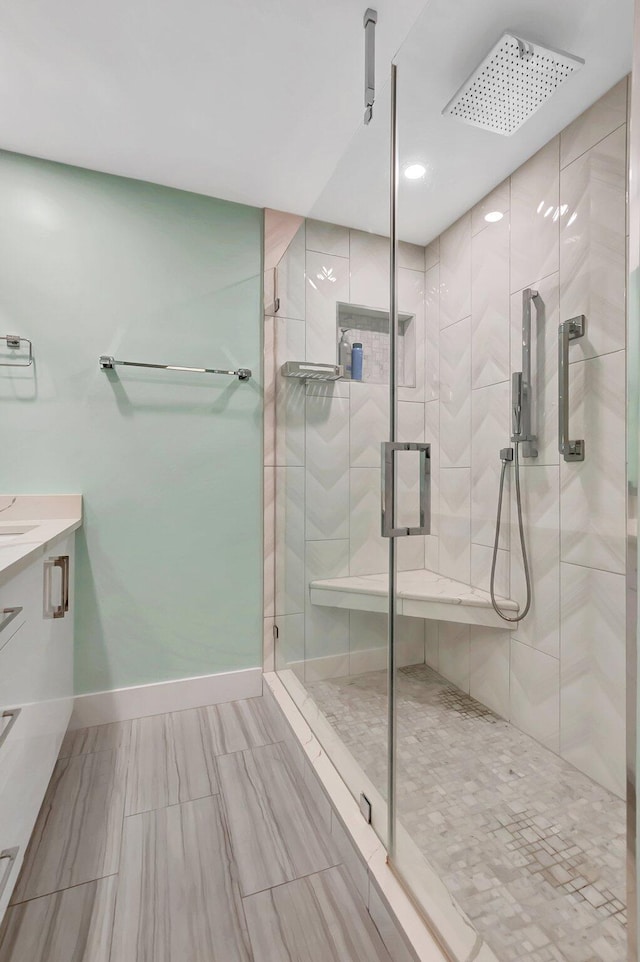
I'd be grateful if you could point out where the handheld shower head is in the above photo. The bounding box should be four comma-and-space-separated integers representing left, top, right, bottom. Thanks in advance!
512, 372, 523, 438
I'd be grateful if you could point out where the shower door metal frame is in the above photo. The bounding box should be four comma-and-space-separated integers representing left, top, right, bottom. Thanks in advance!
387, 61, 399, 855
627, 5, 640, 958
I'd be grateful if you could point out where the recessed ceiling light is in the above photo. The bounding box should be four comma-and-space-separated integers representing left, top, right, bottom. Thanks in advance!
403, 163, 426, 180
484, 210, 504, 223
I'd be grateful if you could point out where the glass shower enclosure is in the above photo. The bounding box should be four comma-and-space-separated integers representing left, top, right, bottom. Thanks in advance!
267, 1, 635, 958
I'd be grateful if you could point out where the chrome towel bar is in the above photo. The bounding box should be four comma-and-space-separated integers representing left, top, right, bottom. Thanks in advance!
1, 334, 33, 367
99, 356, 251, 381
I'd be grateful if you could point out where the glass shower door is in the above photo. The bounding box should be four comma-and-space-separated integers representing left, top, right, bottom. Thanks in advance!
388, 3, 631, 961
268, 69, 395, 846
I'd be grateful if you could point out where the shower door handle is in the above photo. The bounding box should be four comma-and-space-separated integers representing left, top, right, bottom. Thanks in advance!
381, 442, 431, 537
558, 316, 585, 462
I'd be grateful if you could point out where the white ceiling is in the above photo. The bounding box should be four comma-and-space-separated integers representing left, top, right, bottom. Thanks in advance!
0, 0, 633, 244
311, 0, 635, 243
0, 0, 427, 214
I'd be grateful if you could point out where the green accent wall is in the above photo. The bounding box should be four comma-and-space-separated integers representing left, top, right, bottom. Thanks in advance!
0, 150, 263, 694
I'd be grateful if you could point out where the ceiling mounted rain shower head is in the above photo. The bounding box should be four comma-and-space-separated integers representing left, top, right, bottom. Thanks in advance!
443, 32, 584, 136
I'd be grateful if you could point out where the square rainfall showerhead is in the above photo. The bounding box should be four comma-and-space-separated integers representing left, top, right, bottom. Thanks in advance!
443, 32, 584, 136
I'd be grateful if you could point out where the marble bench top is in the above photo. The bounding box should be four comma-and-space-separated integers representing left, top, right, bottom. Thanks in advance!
310, 568, 519, 631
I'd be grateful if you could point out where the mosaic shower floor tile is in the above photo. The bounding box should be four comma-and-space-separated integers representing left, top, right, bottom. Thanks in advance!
306, 664, 626, 962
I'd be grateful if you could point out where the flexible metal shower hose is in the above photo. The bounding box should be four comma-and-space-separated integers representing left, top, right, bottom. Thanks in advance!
489, 443, 532, 623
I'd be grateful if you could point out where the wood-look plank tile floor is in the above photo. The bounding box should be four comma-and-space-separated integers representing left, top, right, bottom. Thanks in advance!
0, 696, 393, 962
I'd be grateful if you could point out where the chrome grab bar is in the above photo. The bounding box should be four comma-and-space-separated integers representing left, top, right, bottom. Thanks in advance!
558, 315, 585, 462
381, 442, 431, 537
0, 708, 21, 751
0, 607, 22, 639
99, 356, 251, 381
0, 847, 19, 901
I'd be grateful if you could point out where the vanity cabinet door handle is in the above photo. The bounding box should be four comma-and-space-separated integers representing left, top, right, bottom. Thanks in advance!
0, 847, 19, 902
44, 556, 70, 619
0, 607, 22, 637
0, 708, 21, 751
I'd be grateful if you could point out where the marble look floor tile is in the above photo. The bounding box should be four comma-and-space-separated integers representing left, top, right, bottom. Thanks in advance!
111, 796, 252, 962
308, 665, 626, 962
11, 750, 126, 903
559, 125, 626, 361
59, 720, 131, 758
244, 866, 391, 962
125, 709, 219, 816
204, 696, 287, 755
440, 213, 471, 328
511, 137, 560, 293
217, 741, 338, 896
0, 876, 117, 962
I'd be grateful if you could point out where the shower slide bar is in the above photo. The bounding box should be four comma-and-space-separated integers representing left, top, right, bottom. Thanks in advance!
558, 316, 585, 461
99, 355, 251, 380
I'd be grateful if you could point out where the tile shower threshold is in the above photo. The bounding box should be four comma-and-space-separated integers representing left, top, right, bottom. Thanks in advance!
263, 670, 498, 962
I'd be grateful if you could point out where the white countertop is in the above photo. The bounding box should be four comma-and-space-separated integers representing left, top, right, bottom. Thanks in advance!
0, 495, 83, 586
310, 568, 519, 631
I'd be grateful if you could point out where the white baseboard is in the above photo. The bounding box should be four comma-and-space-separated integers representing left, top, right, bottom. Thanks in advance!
69, 667, 263, 730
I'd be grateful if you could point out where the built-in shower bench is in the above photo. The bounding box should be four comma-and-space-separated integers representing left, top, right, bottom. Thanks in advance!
310, 568, 518, 631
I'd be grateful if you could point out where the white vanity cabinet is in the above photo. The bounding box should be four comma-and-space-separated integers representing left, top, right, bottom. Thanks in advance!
0, 533, 75, 920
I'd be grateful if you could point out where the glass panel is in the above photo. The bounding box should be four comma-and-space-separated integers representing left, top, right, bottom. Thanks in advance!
391, 3, 633, 960
267, 76, 393, 844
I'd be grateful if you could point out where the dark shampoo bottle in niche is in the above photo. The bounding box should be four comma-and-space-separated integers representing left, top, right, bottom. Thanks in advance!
351, 343, 363, 381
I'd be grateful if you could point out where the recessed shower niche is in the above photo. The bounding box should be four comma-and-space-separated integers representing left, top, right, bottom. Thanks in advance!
336, 302, 415, 387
